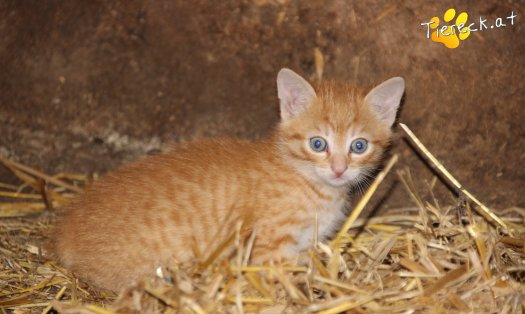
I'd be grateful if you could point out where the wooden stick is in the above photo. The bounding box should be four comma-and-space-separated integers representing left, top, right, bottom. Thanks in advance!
399, 123, 509, 234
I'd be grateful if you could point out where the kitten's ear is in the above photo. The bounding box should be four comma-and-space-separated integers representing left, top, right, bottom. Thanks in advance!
277, 68, 317, 121
364, 77, 405, 127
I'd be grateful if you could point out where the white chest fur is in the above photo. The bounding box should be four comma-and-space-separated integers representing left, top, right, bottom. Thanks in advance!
291, 193, 349, 254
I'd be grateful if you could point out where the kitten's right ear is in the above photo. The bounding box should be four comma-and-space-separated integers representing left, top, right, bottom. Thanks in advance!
364, 77, 405, 127
277, 68, 317, 121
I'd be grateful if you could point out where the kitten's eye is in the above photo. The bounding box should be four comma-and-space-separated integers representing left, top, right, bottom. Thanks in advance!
350, 138, 368, 154
309, 137, 327, 152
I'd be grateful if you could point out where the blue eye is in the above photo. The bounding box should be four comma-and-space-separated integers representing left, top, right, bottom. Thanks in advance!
309, 137, 327, 152
350, 138, 368, 154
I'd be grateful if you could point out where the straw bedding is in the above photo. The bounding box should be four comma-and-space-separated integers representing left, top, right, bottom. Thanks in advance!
1, 126, 523, 313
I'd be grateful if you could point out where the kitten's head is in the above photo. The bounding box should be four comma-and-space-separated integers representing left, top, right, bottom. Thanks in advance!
275, 68, 404, 188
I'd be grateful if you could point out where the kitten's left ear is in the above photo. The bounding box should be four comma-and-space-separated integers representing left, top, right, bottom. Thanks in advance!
364, 77, 405, 127
277, 68, 317, 121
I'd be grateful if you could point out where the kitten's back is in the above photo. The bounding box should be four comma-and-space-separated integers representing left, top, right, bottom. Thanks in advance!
54, 138, 301, 290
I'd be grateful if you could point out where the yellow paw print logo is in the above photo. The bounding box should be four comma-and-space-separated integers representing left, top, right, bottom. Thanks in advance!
429, 8, 471, 49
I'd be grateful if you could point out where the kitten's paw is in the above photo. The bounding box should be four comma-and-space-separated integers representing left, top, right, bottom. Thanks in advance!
429, 8, 471, 49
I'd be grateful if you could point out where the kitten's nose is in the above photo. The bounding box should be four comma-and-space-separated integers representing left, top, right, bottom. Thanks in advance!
331, 163, 348, 178
331, 154, 348, 178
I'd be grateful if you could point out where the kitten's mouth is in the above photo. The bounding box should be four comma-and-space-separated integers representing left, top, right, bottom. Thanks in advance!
323, 175, 352, 187
314, 168, 355, 188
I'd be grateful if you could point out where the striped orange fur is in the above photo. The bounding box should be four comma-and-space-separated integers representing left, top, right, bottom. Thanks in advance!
52, 68, 405, 291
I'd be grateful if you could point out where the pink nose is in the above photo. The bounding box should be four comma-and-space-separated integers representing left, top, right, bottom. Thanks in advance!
331, 165, 347, 178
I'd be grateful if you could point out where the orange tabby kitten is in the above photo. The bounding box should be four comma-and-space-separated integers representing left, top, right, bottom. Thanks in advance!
53, 69, 405, 291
